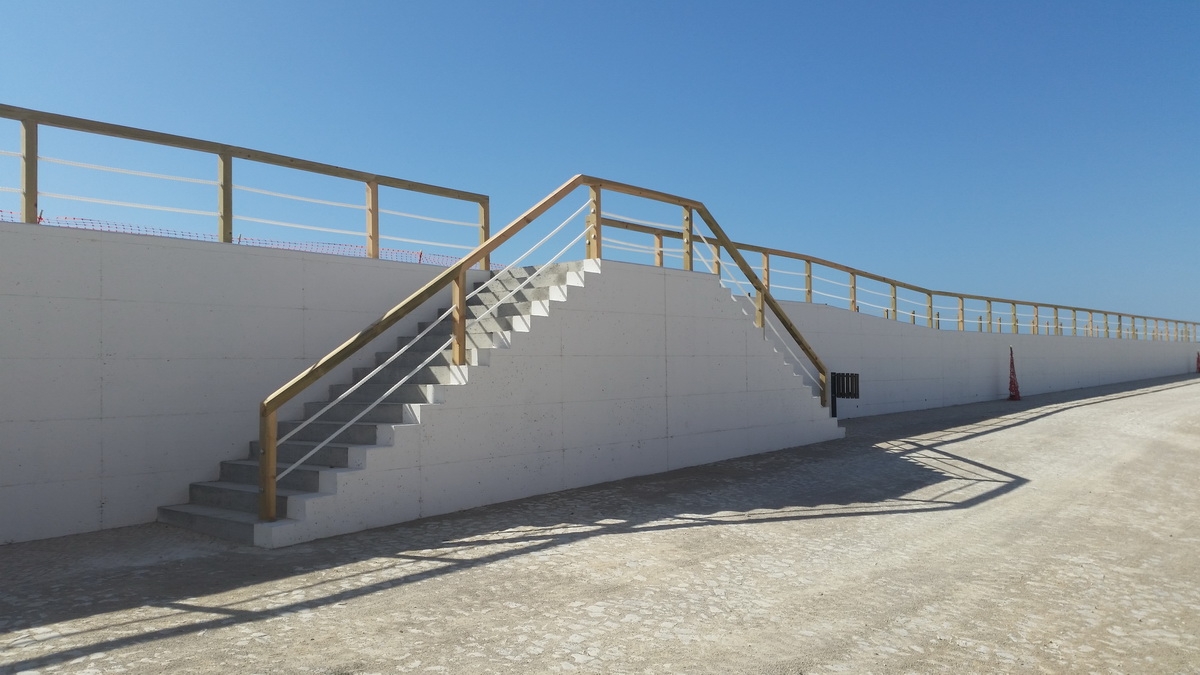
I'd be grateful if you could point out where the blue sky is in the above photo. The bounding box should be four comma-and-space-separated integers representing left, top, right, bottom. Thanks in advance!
2, 0, 1197, 320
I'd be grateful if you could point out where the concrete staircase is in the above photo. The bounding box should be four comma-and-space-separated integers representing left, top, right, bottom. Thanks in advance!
158, 262, 592, 546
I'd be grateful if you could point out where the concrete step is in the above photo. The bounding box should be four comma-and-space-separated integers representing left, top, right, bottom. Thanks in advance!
326, 381, 437, 405
486, 267, 571, 289
416, 314, 516, 336
470, 285, 557, 305
446, 300, 541, 319
302, 400, 410, 424
190, 481, 302, 516
157, 503, 259, 545
406, 329, 502, 352
250, 440, 352, 468
277, 419, 381, 445
221, 459, 322, 492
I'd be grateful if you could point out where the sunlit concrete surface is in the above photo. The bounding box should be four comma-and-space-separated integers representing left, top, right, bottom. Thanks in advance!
2, 374, 1198, 674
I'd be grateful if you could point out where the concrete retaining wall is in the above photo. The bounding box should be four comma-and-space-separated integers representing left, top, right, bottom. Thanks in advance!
768, 300, 1198, 418
2, 219, 1195, 544
0, 221, 487, 544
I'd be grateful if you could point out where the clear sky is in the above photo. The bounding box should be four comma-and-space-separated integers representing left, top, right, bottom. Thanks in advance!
2, 0, 1197, 320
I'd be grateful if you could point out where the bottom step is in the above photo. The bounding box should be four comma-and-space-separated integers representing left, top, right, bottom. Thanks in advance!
158, 503, 280, 545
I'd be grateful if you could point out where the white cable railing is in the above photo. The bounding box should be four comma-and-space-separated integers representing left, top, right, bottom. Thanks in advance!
273, 201, 591, 480
689, 228, 822, 386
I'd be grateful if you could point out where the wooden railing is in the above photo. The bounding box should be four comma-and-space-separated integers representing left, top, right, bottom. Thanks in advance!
255, 175, 829, 520
599, 219, 1199, 344
0, 104, 493, 268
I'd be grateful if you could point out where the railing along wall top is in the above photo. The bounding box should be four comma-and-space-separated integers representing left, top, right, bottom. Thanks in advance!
0, 103, 492, 268
599, 217, 1198, 340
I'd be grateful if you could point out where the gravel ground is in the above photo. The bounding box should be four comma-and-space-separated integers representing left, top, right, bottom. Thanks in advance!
2, 374, 1198, 674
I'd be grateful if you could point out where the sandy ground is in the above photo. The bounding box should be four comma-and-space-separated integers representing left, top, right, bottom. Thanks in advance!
2, 374, 1198, 674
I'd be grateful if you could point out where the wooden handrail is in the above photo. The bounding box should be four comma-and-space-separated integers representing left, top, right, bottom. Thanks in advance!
0, 104, 488, 204
600, 217, 1195, 329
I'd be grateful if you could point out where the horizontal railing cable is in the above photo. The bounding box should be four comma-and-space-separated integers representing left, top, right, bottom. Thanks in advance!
233, 215, 360, 237
378, 235, 476, 251
40, 156, 218, 185
379, 209, 478, 228
39, 191, 217, 216
234, 184, 365, 210
603, 211, 682, 231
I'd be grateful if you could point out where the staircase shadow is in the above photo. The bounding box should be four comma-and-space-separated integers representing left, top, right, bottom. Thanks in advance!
2, 373, 1196, 673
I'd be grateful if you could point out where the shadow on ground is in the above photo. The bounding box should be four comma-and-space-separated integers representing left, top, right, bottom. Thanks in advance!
1, 373, 1196, 673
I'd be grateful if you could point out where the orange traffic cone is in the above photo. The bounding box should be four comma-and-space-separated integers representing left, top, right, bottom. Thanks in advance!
1008, 346, 1021, 401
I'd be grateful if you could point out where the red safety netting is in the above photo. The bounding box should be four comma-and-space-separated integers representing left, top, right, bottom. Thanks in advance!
0, 210, 504, 270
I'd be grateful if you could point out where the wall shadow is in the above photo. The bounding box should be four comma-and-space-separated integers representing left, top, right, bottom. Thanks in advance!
1, 373, 1196, 673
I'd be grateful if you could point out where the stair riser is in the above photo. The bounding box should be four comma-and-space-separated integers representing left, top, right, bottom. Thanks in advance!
302, 402, 409, 424
484, 271, 568, 289
418, 315, 517, 335
327, 382, 431, 403
277, 422, 377, 445
157, 507, 254, 545
221, 461, 321, 492
250, 441, 351, 468
471, 286, 555, 305
439, 302, 538, 319
405, 331, 498, 352
190, 484, 288, 517
353, 364, 466, 386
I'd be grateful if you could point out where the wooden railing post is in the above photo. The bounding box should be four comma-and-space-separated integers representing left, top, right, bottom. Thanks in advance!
365, 181, 380, 259
258, 408, 277, 521
957, 297, 964, 331
681, 207, 693, 271
20, 120, 37, 224
654, 233, 664, 267
926, 294, 934, 328
451, 267, 468, 365
586, 186, 602, 259
1103, 313, 1110, 339
805, 260, 813, 303
1033, 306, 1040, 335
217, 152, 233, 243
1053, 308, 1060, 336
478, 199, 490, 271
1072, 310, 1078, 336
1011, 303, 1018, 334
986, 300, 992, 332
1117, 315, 1123, 339
849, 273, 857, 311
755, 252, 769, 328
891, 285, 898, 321
711, 244, 721, 275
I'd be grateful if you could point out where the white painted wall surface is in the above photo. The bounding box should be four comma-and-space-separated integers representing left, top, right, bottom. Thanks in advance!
0, 221, 486, 544
768, 300, 1199, 418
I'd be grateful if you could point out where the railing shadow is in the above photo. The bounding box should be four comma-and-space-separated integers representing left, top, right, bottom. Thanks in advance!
1, 373, 1196, 673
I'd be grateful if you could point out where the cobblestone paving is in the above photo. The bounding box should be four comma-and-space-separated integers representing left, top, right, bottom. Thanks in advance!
2, 375, 1199, 674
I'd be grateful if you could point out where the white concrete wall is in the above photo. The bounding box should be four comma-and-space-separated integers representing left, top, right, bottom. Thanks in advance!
769, 300, 1199, 418
0, 221, 487, 544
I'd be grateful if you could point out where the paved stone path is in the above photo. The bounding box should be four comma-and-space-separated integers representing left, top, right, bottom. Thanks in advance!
2, 374, 1198, 674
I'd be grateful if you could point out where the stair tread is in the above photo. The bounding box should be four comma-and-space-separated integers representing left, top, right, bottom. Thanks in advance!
194, 480, 309, 497
159, 502, 263, 524
225, 458, 344, 469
